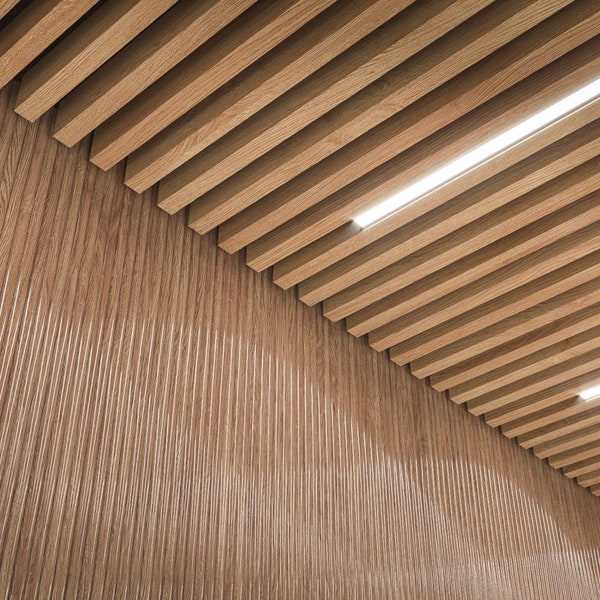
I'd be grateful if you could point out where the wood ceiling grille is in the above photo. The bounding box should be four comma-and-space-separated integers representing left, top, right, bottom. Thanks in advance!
1, 0, 600, 493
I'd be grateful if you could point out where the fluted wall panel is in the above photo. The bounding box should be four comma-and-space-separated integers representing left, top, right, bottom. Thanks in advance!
0, 82, 599, 598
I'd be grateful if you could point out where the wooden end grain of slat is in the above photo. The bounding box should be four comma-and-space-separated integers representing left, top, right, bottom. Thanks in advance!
216, 0, 586, 255
0, 0, 99, 90
53, 0, 255, 147
15, 0, 178, 122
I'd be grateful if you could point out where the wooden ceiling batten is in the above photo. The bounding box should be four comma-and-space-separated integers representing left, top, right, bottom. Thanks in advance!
1, 0, 599, 492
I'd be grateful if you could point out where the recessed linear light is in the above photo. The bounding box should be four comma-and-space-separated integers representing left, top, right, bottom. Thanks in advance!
354, 76, 600, 228
580, 384, 600, 401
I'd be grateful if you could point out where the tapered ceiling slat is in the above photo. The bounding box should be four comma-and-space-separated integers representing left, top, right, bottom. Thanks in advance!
169, 0, 493, 219
120, 0, 406, 191
430, 301, 600, 391
53, 0, 256, 147
389, 251, 600, 365
90, 0, 338, 172
451, 327, 600, 403
243, 74, 600, 273
533, 420, 600, 458
0, 0, 100, 90
326, 190, 600, 327
191, 0, 571, 243
14, 0, 178, 122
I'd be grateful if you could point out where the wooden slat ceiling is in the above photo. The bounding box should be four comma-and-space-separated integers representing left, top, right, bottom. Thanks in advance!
1, 0, 600, 494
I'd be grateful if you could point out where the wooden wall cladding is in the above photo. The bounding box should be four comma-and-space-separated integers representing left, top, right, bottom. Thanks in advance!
1, 83, 600, 597
1, 0, 600, 493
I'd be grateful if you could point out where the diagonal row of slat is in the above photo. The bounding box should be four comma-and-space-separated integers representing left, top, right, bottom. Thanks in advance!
1, 0, 600, 493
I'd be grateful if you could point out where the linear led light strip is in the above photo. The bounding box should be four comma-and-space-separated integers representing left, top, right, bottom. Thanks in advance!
354, 76, 600, 228
580, 384, 600, 401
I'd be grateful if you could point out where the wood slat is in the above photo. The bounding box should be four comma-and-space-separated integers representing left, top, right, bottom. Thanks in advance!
563, 455, 600, 479
521, 405, 600, 448
503, 398, 596, 439
172, 0, 494, 219
373, 220, 600, 354
270, 1, 600, 290
90, 0, 338, 172
550, 440, 600, 469
467, 347, 600, 414
389, 250, 600, 365
484, 369, 600, 426
327, 189, 600, 327
119, 0, 406, 188
0, 0, 19, 21
14, 0, 178, 122
577, 470, 600, 487
193, 0, 570, 242
242, 62, 600, 272
0, 0, 100, 90
533, 420, 600, 458
53, 0, 256, 146
430, 300, 600, 391
451, 325, 600, 404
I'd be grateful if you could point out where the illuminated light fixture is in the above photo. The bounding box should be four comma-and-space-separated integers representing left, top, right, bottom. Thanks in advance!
580, 384, 600, 401
354, 75, 600, 228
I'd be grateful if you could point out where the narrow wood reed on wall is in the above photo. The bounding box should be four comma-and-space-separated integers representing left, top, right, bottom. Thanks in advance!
0, 82, 599, 598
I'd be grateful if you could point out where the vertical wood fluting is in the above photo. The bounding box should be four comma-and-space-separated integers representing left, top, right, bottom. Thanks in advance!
0, 83, 599, 598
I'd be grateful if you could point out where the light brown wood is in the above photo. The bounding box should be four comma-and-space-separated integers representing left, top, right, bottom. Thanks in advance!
192, 0, 568, 242
450, 325, 600, 403
533, 420, 600, 458
120, 0, 406, 189
5, 86, 600, 594
90, 0, 337, 172
578, 470, 600, 487
550, 441, 600, 469
373, 222, 600, 354
0, 0, 19, 20
326, 189, 600, 327
410, 275, 600, 379
502, 398, 599, 439
389, 250, 600, 364
243, 79, 600, 273
172, 0, 493, 219
53, 0, 255, 146
563, 456, 600, 479
0, 0, 99, 90
430, 301, 600, 391
466, 348, 600, 414
15, 0, 178, 122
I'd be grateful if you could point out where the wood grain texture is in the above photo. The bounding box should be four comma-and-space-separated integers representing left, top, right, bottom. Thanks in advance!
53, 0, 256, 146
3, 84, 600, 596
90, 0, 337, 172
0, 0, 19, 20
172, 0, 493, 218
0, 0, 99, 89
14, 0, 178, 121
